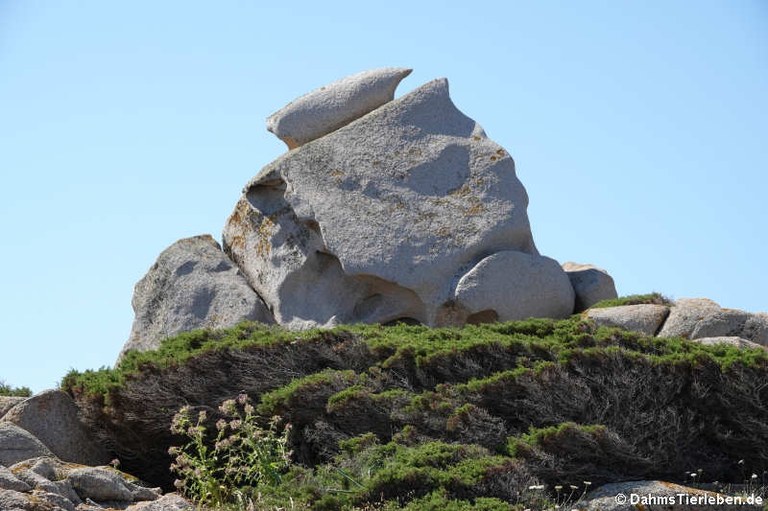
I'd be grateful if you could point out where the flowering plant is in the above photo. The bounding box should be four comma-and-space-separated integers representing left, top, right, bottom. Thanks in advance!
169, 393, 292, 506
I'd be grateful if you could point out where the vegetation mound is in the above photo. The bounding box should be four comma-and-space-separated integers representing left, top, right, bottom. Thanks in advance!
62, 315, 768, 509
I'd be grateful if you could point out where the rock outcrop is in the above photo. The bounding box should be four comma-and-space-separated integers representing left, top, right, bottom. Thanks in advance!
0, 456, 190, 511
267, 67, 412, 149
122, 235, 274, 357
583, 298, 768, 349
224, 74, 576, 328
1, 390, 110, 466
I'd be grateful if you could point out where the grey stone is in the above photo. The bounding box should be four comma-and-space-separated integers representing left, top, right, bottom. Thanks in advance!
692, 310, 768, 346
29, 489, 76, 511
1, 390, 110, 466
67, 467, 133, 502
0, 489, 31, 510
658, 298, 768, 346
225, 76, 546, 328
692, 336, 767, 350
454, 251, 574, 323
0, 397, 25, 419
121, 234, 274, 358
657, 298, 721, 339
582, 480, 761, 510
0, 423, 53, 466
0, 466, 31, 492
562, 261, 617, 312
125, 494, 193, 510
267, 67, 412, 149
586, 304, 670, 336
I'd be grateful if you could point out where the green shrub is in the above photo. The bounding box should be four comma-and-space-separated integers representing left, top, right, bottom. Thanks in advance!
0, 379, 32, 397
168, 393, 291, 507
589, 292, 671, 309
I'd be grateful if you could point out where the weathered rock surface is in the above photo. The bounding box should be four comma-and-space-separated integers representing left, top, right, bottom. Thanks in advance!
121, 234, 274, 357
225, 76, 561, 328
455, 251, 574, 323
0, 396, 24, 419
0, 466, 31, 492
1, 390, 110, 466
586, 304, 670, 336
658, 298, 768, 346
267, 67, 412, 149
657, 298, 721, 339
692, 336, 767, 350
124, 494, 193, 510
5, 457, 166, 511
581, 480, 761, 510
0, 423, 53, 466
562, 262, 617, 311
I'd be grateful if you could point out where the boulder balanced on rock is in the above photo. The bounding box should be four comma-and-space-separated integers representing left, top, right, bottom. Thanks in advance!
224, 70, 584, 329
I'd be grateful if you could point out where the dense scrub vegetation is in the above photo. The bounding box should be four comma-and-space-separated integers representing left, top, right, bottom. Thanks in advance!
61, 315, 768, 509
0, 379, 32, 397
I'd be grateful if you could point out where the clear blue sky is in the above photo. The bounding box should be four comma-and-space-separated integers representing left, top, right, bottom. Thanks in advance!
1, 2, 766, 393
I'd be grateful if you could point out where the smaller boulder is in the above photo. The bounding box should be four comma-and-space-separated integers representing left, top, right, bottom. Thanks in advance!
692, 336, 767, 350
0, 489, 31, 511
1, 390, 110, 466
0, 423, 53, 466
454, 251, 575, 323
657, 298, 721, 339
121, 235, 274, 358
562, 262, 617, 312
585, 304, 670, 336
68, 467, 135, 502
267, 67, 412, 148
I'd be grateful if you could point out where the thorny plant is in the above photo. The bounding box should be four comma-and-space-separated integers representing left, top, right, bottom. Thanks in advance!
169, 393, 292, 507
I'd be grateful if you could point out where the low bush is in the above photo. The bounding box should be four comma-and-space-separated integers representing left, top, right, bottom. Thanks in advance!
0, 379, 32, 397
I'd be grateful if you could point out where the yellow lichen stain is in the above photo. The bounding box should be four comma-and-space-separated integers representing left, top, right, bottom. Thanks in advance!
330, 169, 344, 185
496, 149, 506, 156
472, 135, 481, 141
256, 216, 276, 257
449, 184, 472, 198
490, 156, 497, 161
436, 226, 451, 237
465, 202, 485, 216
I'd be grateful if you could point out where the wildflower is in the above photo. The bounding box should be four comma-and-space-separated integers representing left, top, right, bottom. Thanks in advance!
555, 485, 563, 491
197, 410, 208, 422
570, 485, 578, 490
528, 485, 545, 490
691, 472, 698, 478
244, 403, 255, 415
583, 481, 592, 486
738, 459, 745, 465
230, 419, 243, 430
220, 399, 237, 415
752, 474, 758, 479
237, 393, 249, 405
216, 418, 227, 431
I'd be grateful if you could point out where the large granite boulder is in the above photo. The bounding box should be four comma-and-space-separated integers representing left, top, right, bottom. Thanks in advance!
224, 73, 574, 328
0, 390, 110, 466
0, 397, 24, 419
121, 235, 274, 357
562, 261, 617, 311
267, 67, 412, 149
